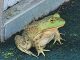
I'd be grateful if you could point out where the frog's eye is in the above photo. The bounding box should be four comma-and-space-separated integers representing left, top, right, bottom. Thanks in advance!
49, 19, 54, 23
50, 19, 54, 22
48, 17, 56, 23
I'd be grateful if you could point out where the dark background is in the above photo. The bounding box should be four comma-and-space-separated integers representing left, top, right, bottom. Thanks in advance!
0, 0, 80, 60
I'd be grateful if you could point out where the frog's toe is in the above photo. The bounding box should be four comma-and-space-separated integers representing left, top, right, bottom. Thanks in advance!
37, 49, 50, 56
58, 41, 63, 45
38, 50, 45, 56
60, 33, 65, 36
43, 49, 50, 51
24, 50, 37, 57
31, 53, 38, 57
61, 38, 65, 41
53, 39, 62, 45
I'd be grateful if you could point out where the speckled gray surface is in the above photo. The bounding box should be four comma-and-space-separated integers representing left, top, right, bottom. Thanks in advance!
3, 0, 41, 22
0, 0, 80, 60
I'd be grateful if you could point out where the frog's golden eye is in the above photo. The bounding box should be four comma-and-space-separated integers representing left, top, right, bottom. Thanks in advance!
48, 17, 56, 23
50, 19, 54, 23
50, 20, 53, 22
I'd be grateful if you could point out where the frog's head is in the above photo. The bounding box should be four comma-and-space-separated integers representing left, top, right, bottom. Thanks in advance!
39, 13, 65, 30
48, 13, 65, 28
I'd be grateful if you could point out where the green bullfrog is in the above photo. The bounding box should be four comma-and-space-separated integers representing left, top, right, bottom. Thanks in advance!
15, 13, 65, 57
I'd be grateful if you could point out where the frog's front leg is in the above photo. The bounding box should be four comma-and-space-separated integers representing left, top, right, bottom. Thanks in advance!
35, 45, 50, 56
53, 29, 63, 44
15, 35, 37, 57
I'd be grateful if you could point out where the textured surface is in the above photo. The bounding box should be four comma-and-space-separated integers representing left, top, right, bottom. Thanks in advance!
3, 0, 21, 10
0, 0, 80, 60
0, 0, 4, 42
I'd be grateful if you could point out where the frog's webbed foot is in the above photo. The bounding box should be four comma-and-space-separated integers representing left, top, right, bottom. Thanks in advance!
36, 46, 50, 56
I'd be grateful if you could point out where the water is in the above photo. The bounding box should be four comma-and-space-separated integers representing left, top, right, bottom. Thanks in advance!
0, 0, 80, 60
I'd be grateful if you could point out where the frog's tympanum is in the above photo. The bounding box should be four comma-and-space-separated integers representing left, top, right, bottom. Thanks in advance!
15, 13, 65, 57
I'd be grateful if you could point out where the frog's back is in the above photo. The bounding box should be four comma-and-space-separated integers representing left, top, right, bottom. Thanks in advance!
24, 21, 40, 40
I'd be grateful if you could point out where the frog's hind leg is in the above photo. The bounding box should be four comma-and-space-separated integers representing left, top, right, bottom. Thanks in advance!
36, 45, 50, 56
15, 35, 37, 57
21, 49, 37, 57
17, 45, 37, 57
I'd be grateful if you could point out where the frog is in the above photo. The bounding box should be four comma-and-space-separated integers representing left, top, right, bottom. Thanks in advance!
15, 13, 65, 57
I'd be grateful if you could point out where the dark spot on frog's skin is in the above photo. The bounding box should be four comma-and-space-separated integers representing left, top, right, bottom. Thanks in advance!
35, 38, 38, 41
35, 42, 39, 45
27, 39, 29, 41
37, 49, 40, 50
27, 43, 29, 45
36, 46, 40, 50
22, 41, 26, 45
